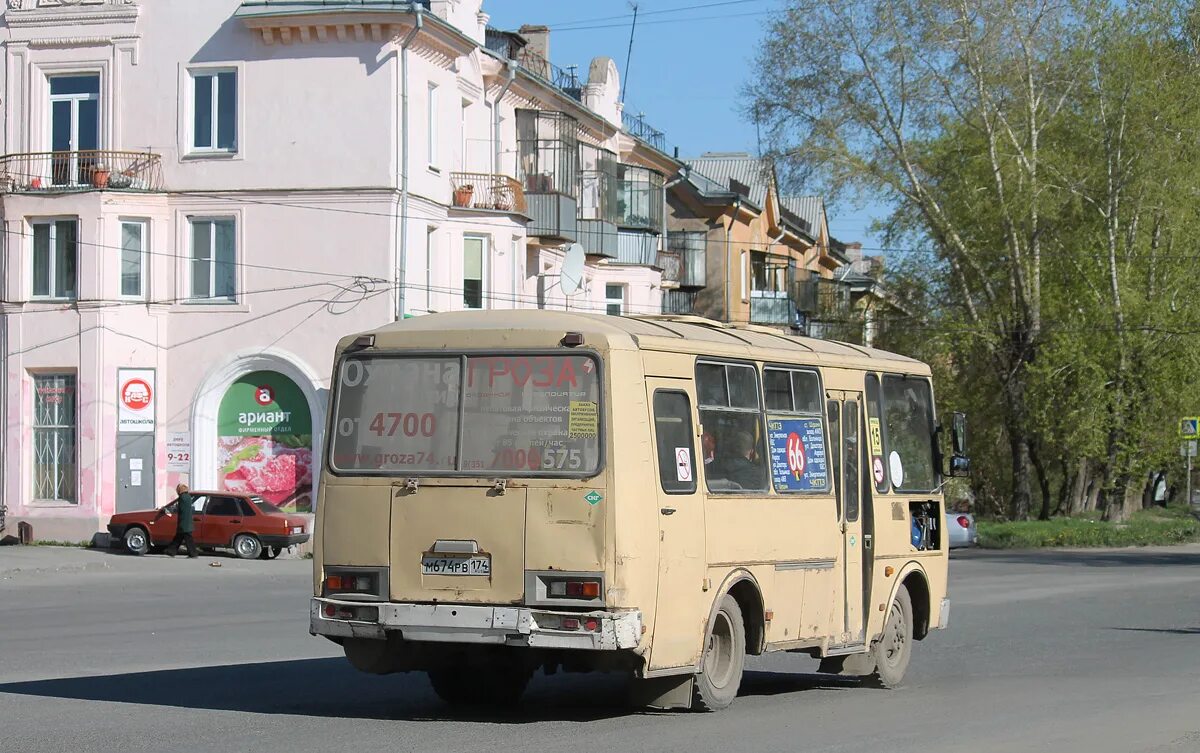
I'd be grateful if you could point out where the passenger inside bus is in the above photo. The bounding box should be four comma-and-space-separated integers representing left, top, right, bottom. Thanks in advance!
709, 430, 763, 490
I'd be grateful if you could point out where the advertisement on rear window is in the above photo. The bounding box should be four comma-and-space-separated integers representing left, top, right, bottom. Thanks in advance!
330, 354, 601, 475
767, 417, 829, 492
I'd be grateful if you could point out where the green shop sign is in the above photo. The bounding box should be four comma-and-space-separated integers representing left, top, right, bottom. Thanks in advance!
218, 371, 312, 438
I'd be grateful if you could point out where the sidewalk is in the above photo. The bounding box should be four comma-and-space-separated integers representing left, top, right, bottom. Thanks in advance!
0, 544, 308, 581
0, 546, 115, 580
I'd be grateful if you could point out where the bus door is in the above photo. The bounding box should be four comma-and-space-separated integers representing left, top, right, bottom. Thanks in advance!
646, 381, 706, 671
827, 390, 865, 646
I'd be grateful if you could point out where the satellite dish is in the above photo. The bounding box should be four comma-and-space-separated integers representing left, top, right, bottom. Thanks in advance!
560, 243, 586, 296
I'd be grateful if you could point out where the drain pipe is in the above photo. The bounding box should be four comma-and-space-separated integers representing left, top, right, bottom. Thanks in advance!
397, 11, 424, 320
725, 198, 740, 322
492, 65, 517, 305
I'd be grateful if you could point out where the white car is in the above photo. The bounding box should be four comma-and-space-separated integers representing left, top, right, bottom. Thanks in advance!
946, 511, 978, 549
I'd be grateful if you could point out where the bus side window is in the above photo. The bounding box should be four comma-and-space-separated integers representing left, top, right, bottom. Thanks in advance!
653, 391, 697, 495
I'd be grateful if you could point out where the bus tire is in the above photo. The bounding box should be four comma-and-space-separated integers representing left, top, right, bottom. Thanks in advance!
869, 583, 913, 688
428, 662, 531, 707
692, 593, 746, 711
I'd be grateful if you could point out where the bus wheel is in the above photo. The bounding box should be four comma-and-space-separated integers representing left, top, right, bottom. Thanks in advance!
870, 584, 913, 688
428, 662, 531, 707
692, 594, 746, 711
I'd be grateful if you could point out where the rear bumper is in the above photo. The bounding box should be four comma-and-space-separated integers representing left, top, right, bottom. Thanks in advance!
259, 533, 310, 547
310, 597, 642, 651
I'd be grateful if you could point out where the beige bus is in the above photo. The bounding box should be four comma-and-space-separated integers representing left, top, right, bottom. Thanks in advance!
311, 310, 967, 710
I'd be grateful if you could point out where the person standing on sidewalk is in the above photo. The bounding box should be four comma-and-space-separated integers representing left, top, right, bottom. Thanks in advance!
163, 484, 198, 558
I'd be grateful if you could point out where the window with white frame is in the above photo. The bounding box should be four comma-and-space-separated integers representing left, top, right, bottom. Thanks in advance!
120, 220, 147, 298
606, 283, 625, 316
463, 236, 484, 309
32, 374, 77, 503
190, 69, 237, 152
31, 220, 78, 300
189, 217, 236, 301
427, 83, 439, 169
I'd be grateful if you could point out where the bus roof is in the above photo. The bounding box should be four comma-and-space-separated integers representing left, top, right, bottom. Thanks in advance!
352, 310, 929, 374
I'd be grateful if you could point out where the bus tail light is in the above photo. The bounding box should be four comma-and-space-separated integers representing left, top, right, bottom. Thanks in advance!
548, 579, 601, 599
956, 516, 971, 529
323, 569, 382, 597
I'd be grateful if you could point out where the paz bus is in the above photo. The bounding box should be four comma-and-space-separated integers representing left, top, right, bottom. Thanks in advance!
311, 310, 967, 710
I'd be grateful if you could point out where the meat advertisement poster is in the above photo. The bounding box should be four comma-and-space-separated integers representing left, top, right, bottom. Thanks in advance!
217, 371, 313, 512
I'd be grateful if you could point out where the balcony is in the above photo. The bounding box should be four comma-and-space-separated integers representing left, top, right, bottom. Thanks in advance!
617, 164, 664, 231
577, 144, 619, 257
0, 150, 163, 194
663, 289, 698, 315
616, 229, 658, 265
449, 172, 527, 214
666, 230, 708, 288
656, 251, 682, 284
750, 295, 795, 326
517, 109, 578, 241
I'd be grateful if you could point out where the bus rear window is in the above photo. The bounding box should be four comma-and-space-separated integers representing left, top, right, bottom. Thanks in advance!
330, 354, 601, 476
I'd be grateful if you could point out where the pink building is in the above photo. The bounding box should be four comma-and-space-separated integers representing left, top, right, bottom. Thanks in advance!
1, 0, 677, 540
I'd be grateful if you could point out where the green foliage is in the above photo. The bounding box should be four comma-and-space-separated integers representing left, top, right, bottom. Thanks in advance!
978, 507, 1200, 548
752, 0, 1200, 519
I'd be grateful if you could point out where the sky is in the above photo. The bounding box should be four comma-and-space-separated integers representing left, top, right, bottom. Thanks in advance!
484, 0, 888, 250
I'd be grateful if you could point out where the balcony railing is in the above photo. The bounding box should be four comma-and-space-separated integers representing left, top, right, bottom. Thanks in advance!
0, 150, 163, 193
622, 109, 668, 153
516, 47, 582, 101
656, 251, 682, 283
750, 295, 795, 326
663, 289, 698, 315
450, 172, 527, 213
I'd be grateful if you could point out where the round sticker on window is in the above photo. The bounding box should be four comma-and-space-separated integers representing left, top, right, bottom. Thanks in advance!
889, 451, 905, 488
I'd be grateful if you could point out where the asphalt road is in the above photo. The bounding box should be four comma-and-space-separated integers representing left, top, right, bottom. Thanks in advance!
2, 545, 1200, 753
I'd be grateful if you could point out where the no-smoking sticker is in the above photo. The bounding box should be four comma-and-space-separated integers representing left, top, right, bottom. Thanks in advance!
675, 447, 693, 482
873, 456, 886, 485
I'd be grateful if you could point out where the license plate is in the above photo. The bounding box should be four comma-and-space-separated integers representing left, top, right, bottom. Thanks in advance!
291, 527, 304, 534
421, 555, 491, 576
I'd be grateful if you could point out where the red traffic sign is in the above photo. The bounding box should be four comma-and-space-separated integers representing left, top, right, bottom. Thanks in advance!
120, 378, 152, 411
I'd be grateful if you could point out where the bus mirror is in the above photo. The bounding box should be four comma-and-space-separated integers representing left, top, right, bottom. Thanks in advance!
949, 412, 969, 476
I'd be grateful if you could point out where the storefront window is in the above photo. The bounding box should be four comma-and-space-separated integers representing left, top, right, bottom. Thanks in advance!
33, 374, 77, 503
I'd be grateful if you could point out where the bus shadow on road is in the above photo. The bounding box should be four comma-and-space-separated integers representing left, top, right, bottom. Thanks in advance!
0, 660, 855, 722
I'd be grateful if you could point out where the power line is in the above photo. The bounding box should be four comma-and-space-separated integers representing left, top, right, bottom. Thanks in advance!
552, 9, 777, 32
545, 0, 768, 29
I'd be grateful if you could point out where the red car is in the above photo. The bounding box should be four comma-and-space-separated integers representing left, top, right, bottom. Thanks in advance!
107, 491, 310, 560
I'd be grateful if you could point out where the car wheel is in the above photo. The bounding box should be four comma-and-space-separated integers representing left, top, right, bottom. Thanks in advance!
260, 545, 283, 560
123, 526, 150, 556
869, 584, 913, 688
691, 593, 746, 711
233, 533, 262, 560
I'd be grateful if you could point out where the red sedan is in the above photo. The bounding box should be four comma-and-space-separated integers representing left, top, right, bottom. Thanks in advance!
107, 491, 310, 560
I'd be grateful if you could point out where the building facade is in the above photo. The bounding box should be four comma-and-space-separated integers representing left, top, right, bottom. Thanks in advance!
0, 0, 676, 539
664, 152, 849, 332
